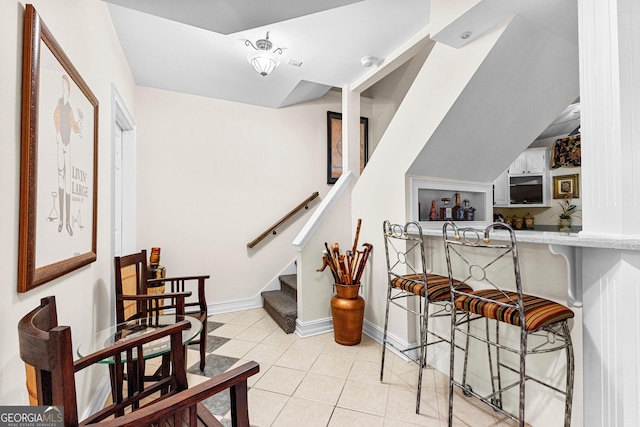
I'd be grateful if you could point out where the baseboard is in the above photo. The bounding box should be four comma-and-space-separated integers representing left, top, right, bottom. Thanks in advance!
295, 317, 333, 338
207, 296, 263, 315
362, 319, 418, 362
294, 316, 418, 362
207, 260, 296, 315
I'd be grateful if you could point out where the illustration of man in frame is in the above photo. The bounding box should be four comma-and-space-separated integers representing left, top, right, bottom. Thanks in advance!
53, 74, 83, 236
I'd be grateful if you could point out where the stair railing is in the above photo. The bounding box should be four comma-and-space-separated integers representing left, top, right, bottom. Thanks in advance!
247, 192, 320, 249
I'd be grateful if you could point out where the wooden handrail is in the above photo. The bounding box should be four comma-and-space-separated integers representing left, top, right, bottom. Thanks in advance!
247, 192, 320, 249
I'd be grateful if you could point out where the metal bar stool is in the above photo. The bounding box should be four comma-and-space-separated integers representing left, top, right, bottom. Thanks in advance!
443, 222, 574, 427
381, 220, 473, 414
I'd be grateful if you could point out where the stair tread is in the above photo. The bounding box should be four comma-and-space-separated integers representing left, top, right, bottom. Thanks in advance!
262, 290, 297, 315
279, 274, 297, 290
262, 289, 297, 334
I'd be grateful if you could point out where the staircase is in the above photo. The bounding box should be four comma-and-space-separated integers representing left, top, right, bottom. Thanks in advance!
262, 274, 297, 334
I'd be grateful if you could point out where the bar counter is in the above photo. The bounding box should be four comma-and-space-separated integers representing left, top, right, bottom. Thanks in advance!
419, 224, 640, 251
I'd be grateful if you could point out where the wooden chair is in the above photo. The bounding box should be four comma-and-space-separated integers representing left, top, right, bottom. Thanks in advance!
18, 296, 259, 427
115, 249, 210, 371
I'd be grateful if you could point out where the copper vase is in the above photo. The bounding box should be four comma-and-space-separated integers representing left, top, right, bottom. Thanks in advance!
331, 284, 365, 346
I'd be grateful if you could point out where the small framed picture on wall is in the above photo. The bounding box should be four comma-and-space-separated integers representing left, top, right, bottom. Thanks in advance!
553, 174, 579, 199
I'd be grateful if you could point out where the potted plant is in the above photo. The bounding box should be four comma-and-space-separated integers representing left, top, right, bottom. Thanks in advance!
558, 197, 577, 232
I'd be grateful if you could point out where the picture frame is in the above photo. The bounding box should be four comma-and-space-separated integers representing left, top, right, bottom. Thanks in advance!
553, 174, 579, 199
18, 5, 99, 293
327, 111, 369, 184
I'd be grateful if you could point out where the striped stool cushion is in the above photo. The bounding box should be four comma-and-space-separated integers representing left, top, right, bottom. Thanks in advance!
454, 289, 574, 331
391, 273, 472, 302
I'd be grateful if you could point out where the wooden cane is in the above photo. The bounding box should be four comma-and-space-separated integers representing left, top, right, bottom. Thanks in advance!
354, 243, 372, 285
352, 219, 362, 254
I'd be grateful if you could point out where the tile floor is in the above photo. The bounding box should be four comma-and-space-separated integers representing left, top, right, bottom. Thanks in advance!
183, 307, 523, 427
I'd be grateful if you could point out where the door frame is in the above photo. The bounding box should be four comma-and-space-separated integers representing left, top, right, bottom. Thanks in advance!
111, 85, 136, 322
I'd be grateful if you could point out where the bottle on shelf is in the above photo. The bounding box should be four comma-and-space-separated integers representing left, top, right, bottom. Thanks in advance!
429, 200, 437, 221
439, 198, 452, 221
452, 193, 465, 221
150, 247, 161, 266
463, 199, 475, 221
149, 247, 161, 280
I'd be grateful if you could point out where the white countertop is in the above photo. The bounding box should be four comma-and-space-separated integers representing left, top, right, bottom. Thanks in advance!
420, 226, 640, 251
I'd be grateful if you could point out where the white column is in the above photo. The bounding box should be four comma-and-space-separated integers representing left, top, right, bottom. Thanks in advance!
342, 86, 361, 178
578, 0, 640, 425
579, 0, 640, 235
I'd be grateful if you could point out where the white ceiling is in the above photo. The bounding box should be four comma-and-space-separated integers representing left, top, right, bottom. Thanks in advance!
104, 0, 579, 116
104, 0, 430, 108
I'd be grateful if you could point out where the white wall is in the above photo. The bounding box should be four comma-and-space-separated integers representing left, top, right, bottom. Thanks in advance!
364, 46, 432, 153
344, 11, 582, 426
133, 87, 372, 308
0, 0, 136, 410
352, 21, 509, 337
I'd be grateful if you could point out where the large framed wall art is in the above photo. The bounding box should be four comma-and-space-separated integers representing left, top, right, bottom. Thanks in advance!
327, 111, 369, 184
18, 4, 99, 293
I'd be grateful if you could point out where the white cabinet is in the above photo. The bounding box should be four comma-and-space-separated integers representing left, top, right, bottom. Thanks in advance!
494, 148, 550, 207
508, 148, 547, 175
493, 169, 509, 207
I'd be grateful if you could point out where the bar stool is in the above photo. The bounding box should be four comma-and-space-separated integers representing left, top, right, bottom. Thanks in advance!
442, 222, 575, 427
381, 220, 472, 414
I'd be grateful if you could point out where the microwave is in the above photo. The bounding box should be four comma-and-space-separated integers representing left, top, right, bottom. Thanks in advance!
509, 175, 543, 204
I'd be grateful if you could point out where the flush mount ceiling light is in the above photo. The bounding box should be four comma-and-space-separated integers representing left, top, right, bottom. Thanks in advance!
244, 32, 283, 77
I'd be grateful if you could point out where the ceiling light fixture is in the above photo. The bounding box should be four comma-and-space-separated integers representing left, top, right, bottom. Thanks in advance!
245, 32, 283, 77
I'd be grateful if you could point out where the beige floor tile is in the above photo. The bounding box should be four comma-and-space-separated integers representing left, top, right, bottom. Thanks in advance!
242, 307, 269, 317
328, 407, 385, 427
186, 372, 210, 387
290, 332, 332, 353
293, 372, 346, 406
445, 388, 500, 426
253, 365, 306, 395
243, 342, 287, 365
309, 353, 354, 379
208, 311, 243, 323
186, 347, 202, 369
383, 418, 426, 426
247, 388, 289, 427
322, 339, 362, 359
357, 340, 384, 363
228, 359, 270, 387
383, 370, 418, 394
274, 347, 319, 372
211, 323, 247, 338
144, 355, 163, 368
262, 328, 298, 348
271, 396, 334, 427
204, 313, 530, 427
391, 355, 420, 377
234, 326, 273, 343
212, 338, 257, 358
384, 386, 441, 426
337, 379, 390, 417
227, 311, 264, 327
348, 359, 385, 384
252, 315, 280, 331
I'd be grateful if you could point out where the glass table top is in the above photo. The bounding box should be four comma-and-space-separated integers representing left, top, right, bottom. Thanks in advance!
76, 314, 202, 363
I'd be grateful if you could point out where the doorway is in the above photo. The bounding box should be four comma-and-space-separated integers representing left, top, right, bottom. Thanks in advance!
112, 87, 136, 259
